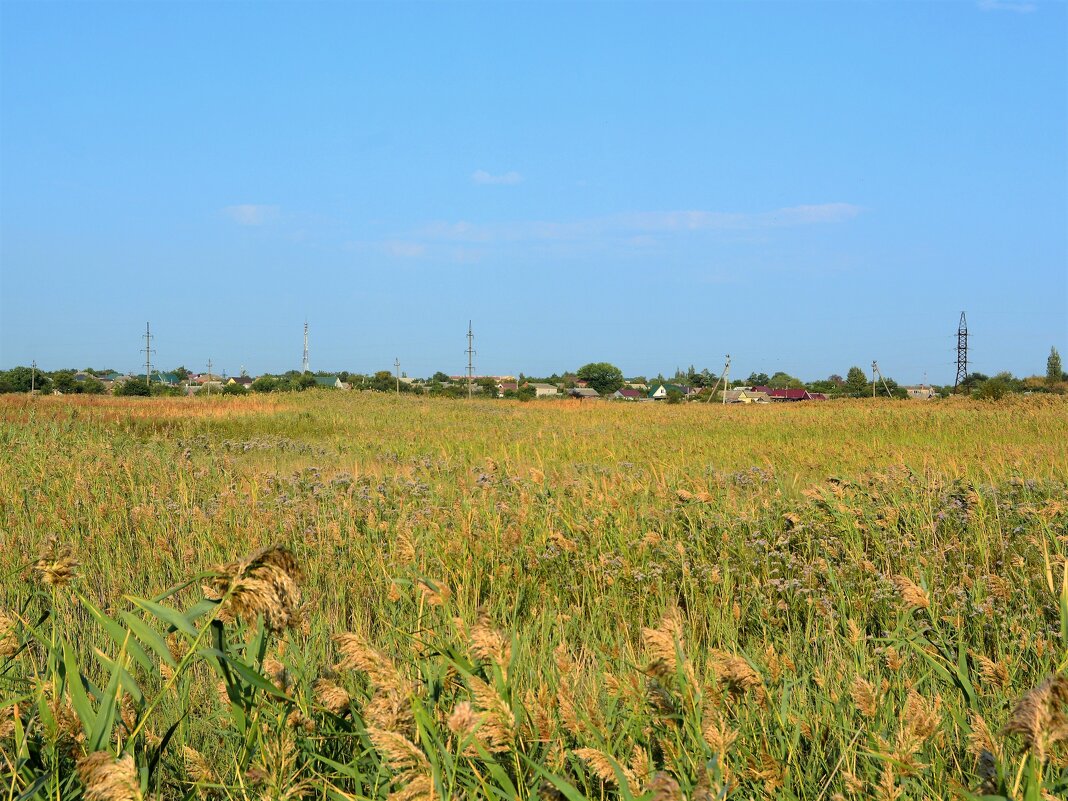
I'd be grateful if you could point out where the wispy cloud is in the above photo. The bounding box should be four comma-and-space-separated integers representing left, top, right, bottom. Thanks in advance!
223, 204, 280, 225
415, 203, 861, 245
471, 169, 523, 186
977, 0, 1036, 12
381, 240, 426, 258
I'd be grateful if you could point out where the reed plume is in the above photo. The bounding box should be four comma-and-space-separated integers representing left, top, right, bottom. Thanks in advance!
76, 752, 142, 801
205, 545, 303, 632
1002, 675, 1068, 762
34, 535, 78, 588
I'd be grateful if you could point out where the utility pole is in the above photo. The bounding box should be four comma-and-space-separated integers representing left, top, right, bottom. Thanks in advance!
954, 311, 968, 392
466, 321, 476, 399
302, 321, 310, 374
395, 357, 401, 395
207, 358, 213, 382
30, 360, 36, 395
705, 353, 732, 403
872, 361, 894, 398
143, 323, 155, 388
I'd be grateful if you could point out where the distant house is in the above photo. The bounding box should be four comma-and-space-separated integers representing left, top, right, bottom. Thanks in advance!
613, 388, 643, 401
227, 376, 255, 388
751, 386, 824, 402
528, 382, 559, 398
904, 385, 936, 400
723, 389, 770, 404
649, 383, 692, 400
497, 381, 518, 397
136, 371, 180, 386
312, 375, 343, 389
568, 387, 601, 400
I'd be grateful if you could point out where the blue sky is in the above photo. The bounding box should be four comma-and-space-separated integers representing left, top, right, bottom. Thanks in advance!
1, 1, 1064, 382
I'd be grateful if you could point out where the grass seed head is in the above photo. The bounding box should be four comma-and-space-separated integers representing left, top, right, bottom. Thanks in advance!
76, 752, 142, 801
206, 545, 302, 632
1002, 675, 1068, 762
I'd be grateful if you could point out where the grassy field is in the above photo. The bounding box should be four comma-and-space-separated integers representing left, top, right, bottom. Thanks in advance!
2, 392, 1067, 800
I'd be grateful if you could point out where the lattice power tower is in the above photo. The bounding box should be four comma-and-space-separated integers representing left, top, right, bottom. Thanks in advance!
954, 312, 968, 390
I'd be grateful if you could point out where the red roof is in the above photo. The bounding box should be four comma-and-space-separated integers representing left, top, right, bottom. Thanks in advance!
617, 389, 642, 398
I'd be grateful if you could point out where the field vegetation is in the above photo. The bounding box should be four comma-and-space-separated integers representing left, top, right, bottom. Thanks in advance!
1, 393, 1067, 800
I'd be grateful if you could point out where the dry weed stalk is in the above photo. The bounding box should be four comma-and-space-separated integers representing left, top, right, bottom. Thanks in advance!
574, 747, 640, 795
1002, 675, 1068, 762
367, 727, 437, 801
182, 745, 216, 784
892, 576, 930, 610
468, 675, 516, 752
313, 678, 352, 715
34, 535, 79, 588
205, 545, 303, 632
468, 612, 512, 679
76, 752, 142, 801
0, 609, 18, 658
646, 771, 683, 801
850, 677, 877, 719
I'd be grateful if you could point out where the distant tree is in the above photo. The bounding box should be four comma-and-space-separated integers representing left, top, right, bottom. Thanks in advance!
976, 377, 1009, 400
665, 389, 684, 404
1048, 347, 1063, 386
768, 371, 803, 389
222, 382, 247, 396
0, 366, 52, 394
369, 371, 395, 392
251, 376, 279, 393
477, 377, 499, 397
845, 366, 868, 397
517, 385, 536, 402
115, 378, 150, 397
627, 376, 647, 385
150, 383, 182, 397
432, 371, 451, 383
295, 374, 319, 391
82, 377, 105, 394
576, 362, 625, 395
172, 366, 190, 381
746, 372, 771, 387
51, 370, 81, 394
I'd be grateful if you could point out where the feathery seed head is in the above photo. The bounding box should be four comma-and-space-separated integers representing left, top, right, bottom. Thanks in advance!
76, 752, 142, 801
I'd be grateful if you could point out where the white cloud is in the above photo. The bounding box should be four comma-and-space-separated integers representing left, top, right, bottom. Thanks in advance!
977, 0, 1036, 12
381, 240, 426, 258
223, 204, 280, 225
415, 203, 862, 244
471, 169, 523, 186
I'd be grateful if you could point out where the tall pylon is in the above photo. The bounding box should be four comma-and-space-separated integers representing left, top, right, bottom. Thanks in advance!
142, 323, 155, 386
954, 312, 968, 391
466, 321, 476, 399
302, 321, 310, 374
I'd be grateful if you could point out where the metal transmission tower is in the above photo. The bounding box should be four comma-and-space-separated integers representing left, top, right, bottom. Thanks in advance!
465, 321, 476, 399
954, 312, 968, 391
302, 321, 310, 374
142, 323, 155, 387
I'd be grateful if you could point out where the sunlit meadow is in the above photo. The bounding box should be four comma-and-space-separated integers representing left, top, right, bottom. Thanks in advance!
2, 392, 1067, 800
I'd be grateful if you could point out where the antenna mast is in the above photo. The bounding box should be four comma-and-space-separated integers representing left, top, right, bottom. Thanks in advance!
466, 321, 476, 399
395, 357, 401, 395
142, 323, 155, 388
954, 312, 968, 391
302, 321, 310, 374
